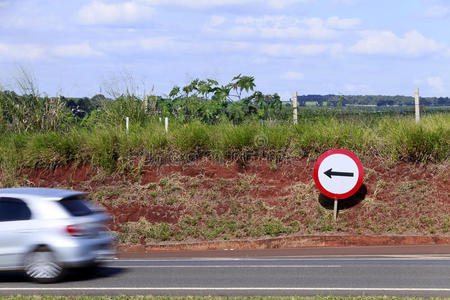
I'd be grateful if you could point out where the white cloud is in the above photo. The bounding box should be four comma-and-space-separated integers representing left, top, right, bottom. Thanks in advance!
225, 25, 258, 37
266, 0, 311, 9
142, 0, 310, 9
326, 16, 360, 29
102, 37, 183, 52
427, 76, 444, 92
332, 0, 361, 4
51, 42, 102, 57
143, 0, 243, 6
261, 43, 342, 56
213, 16, 339, 40
77, 1, 155, 25
209, 15, 225, 27
282, 71, 304, 80
0, 42, 101, 60
0, 13, 65, 31
425, 5, 450, 18
97, 37, 250, 55
261, 44, 323, 56
219, 41, 251, 51
141, 38, 212, 53
0, 43, 44, 60
350, 30, 444, 56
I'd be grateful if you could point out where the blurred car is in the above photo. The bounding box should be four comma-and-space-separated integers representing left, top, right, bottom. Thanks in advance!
0, 188, 115, 283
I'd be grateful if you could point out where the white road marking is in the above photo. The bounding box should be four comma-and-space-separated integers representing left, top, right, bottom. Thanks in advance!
107, 256, 450, 262
115, 265, 342, 268
0, 287, 449, 291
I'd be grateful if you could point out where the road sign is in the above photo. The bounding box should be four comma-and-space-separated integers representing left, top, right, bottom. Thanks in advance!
313, 149, 364, 199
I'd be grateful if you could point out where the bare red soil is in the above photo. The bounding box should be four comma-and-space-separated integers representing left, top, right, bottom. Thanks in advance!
14, 157, 450, 249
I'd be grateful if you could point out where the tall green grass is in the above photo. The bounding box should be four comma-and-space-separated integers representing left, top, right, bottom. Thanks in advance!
380, 114, 450, 162
0, 113, 448, 184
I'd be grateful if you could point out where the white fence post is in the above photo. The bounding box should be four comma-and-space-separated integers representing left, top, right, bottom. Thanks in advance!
415, 88, 420, 123
126, 117, 129, 134
293, 91, 298, 125
165, 117, 168, 133
144, 94, 148, 114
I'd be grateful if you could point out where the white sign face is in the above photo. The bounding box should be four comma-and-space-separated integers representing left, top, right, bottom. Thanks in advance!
317, 154, 359, 195
313, 149, 364, 199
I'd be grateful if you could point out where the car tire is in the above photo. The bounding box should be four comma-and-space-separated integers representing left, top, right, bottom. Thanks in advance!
24, 246, 64, 283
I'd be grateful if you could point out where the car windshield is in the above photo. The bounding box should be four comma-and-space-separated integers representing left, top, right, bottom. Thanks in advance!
59, 197, 94, 217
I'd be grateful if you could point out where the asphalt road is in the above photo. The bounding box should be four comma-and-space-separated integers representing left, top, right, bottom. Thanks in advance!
1, 252, 450, 297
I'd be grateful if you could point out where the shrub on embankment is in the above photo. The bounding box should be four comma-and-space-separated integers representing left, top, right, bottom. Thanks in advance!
0, 113, 448, 187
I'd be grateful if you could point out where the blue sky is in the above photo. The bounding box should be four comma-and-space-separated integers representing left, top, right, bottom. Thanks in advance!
0, 0, 449, 99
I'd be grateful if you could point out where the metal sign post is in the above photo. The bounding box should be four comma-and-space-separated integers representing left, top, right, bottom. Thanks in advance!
333, 199, 338, 221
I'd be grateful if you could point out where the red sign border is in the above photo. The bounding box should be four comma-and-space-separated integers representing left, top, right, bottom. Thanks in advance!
313, 149, 364, 199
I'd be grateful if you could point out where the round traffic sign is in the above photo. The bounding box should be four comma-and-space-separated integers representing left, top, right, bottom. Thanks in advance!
313, 149, 364, 199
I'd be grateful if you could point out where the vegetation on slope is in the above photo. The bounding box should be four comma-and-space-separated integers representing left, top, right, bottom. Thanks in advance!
0, 75, 448, 243
0, 113, 448, 184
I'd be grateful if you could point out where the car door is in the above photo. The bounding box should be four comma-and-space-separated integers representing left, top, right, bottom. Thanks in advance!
0, 197, 33, 269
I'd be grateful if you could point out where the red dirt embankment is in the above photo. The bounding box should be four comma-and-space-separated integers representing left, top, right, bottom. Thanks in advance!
17, 157, 450, 251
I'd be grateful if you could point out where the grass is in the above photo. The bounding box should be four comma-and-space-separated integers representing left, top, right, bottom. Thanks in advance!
0, 113, 448, 243
0, 113, 448, 186
120, 218, 173, 243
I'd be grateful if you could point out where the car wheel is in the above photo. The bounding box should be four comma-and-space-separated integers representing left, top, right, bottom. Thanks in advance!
24, 247, 64, 283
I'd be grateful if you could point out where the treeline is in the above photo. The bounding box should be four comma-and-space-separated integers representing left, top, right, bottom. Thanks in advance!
43, 93, 450, 116
297, 94, 450, 107
1, 74, 449, 133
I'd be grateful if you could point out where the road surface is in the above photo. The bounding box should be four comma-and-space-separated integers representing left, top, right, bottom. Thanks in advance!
0, 246, 449, 297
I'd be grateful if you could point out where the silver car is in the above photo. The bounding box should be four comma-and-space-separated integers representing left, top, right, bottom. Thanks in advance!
0, 188, 115, 283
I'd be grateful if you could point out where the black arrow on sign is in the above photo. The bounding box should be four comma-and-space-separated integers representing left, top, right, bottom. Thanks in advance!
324, 168, 354, 179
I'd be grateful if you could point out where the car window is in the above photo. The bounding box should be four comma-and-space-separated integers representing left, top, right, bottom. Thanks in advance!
59, 197, 94, 216
0, 198, 32, 222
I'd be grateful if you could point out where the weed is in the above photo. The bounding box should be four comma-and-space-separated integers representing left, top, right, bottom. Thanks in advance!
164, 196, 177, 205
119, 218, 173, 243
442, 217, 449, 233
264, 218, 289, 236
